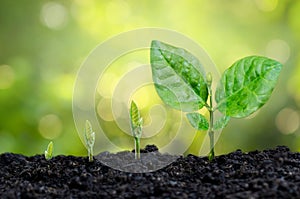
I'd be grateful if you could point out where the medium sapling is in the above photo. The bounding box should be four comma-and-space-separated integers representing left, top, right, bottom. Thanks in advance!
84, 120, 95, 162
129, 100, 143, 159
150, 40, 282, 160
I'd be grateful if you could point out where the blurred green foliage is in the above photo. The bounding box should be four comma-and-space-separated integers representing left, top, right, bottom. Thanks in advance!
0, 0, 300, 156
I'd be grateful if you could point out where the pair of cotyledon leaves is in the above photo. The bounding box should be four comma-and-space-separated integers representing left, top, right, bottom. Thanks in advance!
150, 40, 282, 131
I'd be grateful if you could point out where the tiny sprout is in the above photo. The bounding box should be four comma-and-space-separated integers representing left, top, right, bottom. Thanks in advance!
84, 120, 95, 162
130, 100, 143, 159
44, 141, 53, 160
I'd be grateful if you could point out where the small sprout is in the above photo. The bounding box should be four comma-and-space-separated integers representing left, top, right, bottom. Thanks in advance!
84, 120, 95, 162
130, 100, 143, 159
44, 141, 53, 160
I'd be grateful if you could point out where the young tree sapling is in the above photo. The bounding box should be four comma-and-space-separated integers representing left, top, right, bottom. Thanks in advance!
150, 40, 282, 160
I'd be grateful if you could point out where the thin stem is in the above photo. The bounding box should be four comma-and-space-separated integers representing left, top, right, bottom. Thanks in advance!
88, 148, 93, 162
134, 137, 140, 159
208, 128, 214, 161
207, 77, 215, 161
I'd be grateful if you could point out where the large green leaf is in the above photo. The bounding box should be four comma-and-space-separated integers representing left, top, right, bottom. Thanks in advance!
215, 56, 282, 118
150, 40, 208, 112
186, 112, 209, 131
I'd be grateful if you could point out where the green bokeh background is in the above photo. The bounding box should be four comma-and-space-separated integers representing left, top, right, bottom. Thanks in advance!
0, 0, 300, 156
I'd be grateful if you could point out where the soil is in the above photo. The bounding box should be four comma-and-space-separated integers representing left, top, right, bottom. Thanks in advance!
0, 145, 300, 199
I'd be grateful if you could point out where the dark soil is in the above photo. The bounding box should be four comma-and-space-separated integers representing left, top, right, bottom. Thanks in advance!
1, 145, 300, 198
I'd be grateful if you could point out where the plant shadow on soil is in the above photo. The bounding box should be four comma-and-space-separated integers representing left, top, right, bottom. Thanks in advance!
0, 145, 300, 198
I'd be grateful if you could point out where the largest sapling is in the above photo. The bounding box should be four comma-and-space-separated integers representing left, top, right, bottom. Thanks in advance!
150, 40, 282, 160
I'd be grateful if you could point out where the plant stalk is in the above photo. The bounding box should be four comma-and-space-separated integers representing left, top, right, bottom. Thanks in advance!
88, 148, 93, 162
207, 75, 215, 161
134, 137, 140, 159
208, 125, 214, 161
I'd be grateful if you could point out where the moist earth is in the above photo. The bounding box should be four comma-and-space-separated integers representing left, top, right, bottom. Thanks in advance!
0, 145, 299, 198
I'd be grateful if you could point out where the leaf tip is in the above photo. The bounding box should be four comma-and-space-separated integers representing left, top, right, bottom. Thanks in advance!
130, 100, 137, 109
151, 40, 160, 47
85, 120, 91, 129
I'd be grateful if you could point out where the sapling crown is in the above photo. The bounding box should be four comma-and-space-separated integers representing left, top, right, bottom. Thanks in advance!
129, 100, 143, 159
150, 40, 282, 160
44, 141, 53, 160
84, 120, 95, 162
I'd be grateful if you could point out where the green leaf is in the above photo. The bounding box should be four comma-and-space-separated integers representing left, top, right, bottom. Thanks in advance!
186, 112, 209, 130
150, 40, 208, 112
215, 56, 282, 118
130, 101, 142, 127
44, 141, 53, 160
130, 101, 143, 138
84, 120, 95, 162
213, 115, 230, 130
84, 120, 95, 148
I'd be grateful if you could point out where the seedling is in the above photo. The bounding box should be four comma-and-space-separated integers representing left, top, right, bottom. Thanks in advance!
44, 141, 53, 160
130, 100, 143, 159
150, 40, 282, 160
84, 120, 95, 162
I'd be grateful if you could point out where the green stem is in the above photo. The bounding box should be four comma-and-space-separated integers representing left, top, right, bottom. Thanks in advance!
88, 148, 93, 162
208, 128, 214, 161
134, 137, 140, 159
208, 80, 215, 161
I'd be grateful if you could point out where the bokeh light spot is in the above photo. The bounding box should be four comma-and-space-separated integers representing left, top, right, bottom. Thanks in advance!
265, 39, 290, 63
38, 114, 62, 139
97, 98, 114, 121
287, 55, 300, 107
56, 74, 74, 101
142, 105, 167, 138
0, 65, 15, 89
131, 87, 150, 110
40, 2, 68, 30
275, 108, 300, 135
97, 72, 119, 98
105, 0, 130, 24
255, 0, 278, 12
